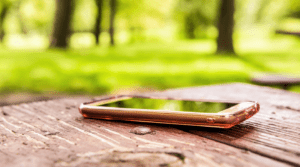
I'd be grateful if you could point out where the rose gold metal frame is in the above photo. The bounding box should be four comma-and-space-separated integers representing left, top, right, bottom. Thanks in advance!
79, 95, 260, 128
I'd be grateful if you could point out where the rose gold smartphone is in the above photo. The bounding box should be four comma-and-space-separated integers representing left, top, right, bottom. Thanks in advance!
79, 95, 260, 128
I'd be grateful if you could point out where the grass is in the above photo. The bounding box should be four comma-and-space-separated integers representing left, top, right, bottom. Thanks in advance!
1, 37, 300, 95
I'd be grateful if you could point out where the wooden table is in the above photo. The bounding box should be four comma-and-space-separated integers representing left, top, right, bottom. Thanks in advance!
1, 83, 299, 167
251, 73, 300, 90
276, 30, 300, 37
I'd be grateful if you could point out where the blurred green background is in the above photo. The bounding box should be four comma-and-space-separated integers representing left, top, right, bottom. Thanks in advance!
0, 0, 300, 100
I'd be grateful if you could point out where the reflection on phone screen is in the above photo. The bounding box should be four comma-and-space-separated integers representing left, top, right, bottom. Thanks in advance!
100, 98, 237, 113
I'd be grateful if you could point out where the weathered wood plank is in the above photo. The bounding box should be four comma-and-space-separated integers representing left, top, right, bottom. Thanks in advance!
145, 83, 300, 166
251, 73, 300, 89
276, 30, 300, 36
0, 83, 298, 166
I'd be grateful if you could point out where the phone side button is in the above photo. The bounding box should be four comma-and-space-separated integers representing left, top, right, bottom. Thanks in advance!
206, 118, 215, 123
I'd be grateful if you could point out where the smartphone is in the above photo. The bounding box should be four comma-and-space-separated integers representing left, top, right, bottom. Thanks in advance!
79, 95, 260, 128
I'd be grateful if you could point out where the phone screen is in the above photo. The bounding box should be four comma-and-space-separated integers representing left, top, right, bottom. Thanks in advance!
100, 97, 237, 113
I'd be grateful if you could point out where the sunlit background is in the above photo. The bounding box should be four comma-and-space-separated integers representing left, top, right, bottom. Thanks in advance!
0, 0, 300, 103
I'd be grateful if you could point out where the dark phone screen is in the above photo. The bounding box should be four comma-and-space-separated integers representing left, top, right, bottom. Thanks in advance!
100, 98, 237, 113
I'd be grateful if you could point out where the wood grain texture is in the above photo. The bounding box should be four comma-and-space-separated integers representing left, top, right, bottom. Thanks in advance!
0, 83, 298, 167
144, 83, 300, 166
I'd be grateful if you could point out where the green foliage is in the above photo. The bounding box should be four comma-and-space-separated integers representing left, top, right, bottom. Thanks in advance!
72, 0, 97, 32
288, 0, 300, 18
1, 0, 299, 42
175, 0, 219, 39
19, 0, 55, 33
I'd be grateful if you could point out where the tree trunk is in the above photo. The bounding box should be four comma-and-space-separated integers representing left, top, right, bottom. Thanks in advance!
16, 0, 28, 35
0, 5, 8, 42
217, 0, 235, 54
50, 0, 74, 48
109, 0, 116, 46
185, 13, 196, 39
94, 0, 103, 45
